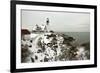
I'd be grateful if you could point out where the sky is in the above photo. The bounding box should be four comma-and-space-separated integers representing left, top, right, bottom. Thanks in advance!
21, 10, 90, 32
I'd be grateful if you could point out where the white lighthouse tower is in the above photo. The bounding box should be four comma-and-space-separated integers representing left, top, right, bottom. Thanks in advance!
46, 18, 50, 32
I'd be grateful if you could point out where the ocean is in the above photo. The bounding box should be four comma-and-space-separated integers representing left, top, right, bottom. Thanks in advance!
56, 32, 90, 45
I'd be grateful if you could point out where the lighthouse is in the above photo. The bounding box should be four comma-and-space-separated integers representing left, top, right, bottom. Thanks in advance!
46, 18, 50, 32
46, 18, 49, 25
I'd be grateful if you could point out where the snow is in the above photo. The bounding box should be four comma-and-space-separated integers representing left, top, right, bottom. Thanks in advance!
21, 32, 90, 63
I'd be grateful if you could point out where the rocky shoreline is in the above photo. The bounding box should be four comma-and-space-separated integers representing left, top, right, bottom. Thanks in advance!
21, 31, 90, 63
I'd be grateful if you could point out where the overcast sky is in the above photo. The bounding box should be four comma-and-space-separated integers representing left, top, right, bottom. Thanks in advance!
21, 10, 90, 32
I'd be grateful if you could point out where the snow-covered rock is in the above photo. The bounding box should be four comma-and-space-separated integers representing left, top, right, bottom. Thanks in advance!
21, 31, 90, 63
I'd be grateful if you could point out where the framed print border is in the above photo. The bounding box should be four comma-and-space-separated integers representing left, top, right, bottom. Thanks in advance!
10, 0, 97, 72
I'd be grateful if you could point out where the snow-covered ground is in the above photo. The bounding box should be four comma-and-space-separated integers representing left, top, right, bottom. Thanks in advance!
21, 31, 90, 63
